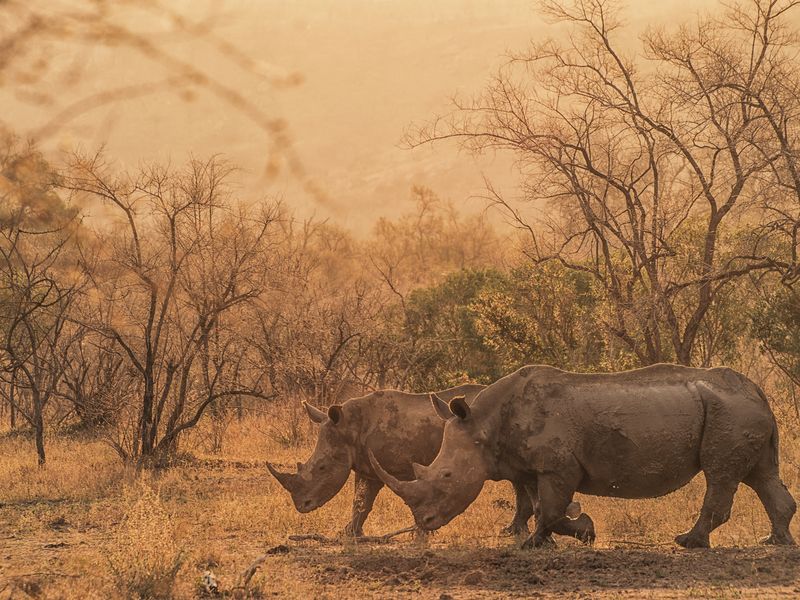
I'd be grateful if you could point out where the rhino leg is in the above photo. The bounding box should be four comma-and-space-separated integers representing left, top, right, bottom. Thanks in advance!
675, 476, 737, 549
343, 474, 383, 537
743, 446, 797, 546
521, 468, 582, 550
549, 512, 595, 544
676, 385, 777, 549
501, 482, 534, 536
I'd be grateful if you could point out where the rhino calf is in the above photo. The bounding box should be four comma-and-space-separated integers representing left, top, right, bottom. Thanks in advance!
371, 364, 796, 549
267, 384, 572, 538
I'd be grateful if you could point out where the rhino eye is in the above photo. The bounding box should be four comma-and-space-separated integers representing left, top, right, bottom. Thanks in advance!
443, 471, 452, 478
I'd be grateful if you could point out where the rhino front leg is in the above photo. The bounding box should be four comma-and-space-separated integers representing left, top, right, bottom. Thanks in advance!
501, 482, 534, 536
521, 470, 581, 550
343, 474, 383, 537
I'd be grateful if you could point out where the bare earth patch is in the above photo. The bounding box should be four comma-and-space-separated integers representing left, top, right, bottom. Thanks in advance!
2, 425, 800, 599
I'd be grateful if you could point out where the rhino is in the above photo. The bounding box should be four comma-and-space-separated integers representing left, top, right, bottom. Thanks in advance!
370, 364, 797, 549
267, 384, 588, 539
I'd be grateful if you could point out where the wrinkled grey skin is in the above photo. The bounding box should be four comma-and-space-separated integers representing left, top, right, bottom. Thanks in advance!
267, 384, 588, 539
370, 364, 796, 549
268, 384, 544, 537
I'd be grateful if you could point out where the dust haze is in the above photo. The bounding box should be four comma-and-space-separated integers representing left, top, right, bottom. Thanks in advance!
4, 1, 800, 599
2, 0, 718, 225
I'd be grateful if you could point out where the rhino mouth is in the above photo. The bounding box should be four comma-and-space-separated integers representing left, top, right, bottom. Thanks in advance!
297, 497, 322, 513
419, 511, 449, 531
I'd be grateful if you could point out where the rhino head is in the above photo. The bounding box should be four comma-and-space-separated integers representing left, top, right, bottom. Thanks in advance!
369, 393, 492, 530
267, 401, 353, 513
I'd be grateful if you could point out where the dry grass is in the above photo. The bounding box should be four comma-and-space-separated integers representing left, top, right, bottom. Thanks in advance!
1, 412, 799, 599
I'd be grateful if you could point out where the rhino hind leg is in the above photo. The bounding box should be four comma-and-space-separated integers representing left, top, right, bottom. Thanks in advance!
677, 383, 777, 549
743, 449, 797, 546
343, 474, 383, 537
675, 477, 738, 549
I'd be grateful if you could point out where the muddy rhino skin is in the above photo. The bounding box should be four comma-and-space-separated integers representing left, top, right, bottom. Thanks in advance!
268, 384, 556, 537
370, 364, 796, 549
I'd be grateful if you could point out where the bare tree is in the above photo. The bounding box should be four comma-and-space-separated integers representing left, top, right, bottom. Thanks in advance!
0, 204, 80, 465
63, 153, 284, 467
408, 0, 796, 366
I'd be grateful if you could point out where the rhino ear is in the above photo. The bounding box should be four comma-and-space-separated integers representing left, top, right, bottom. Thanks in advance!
449, 396, 470, 420
430, 393, 452, 421
303, 401, 327, 424
328, 404, 343, 425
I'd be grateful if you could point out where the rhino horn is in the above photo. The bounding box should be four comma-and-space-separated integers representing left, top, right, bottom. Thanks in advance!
368, 450, 414, 497
267, 461, 298, 492
430, 393, 452, 421
303, 401, 327, 424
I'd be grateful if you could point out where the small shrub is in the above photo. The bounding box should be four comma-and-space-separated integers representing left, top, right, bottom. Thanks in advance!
108, 483, 184, 599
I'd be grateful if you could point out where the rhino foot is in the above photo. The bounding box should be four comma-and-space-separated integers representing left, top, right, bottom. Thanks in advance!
342, 523, 364, 538
760, 532, 796, 546
500, 522, 530, 537
675, 531, 710, 549
521, 533, 556, 550
573, 514, 596, 545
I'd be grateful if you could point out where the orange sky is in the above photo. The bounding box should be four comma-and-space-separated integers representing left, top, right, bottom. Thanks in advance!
3, 0, 724, 228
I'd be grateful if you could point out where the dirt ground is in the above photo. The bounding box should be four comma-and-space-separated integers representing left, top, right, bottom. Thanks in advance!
2, 420, 800, 599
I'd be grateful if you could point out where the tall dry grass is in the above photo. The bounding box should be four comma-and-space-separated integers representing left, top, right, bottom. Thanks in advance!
1, 391, 799, 598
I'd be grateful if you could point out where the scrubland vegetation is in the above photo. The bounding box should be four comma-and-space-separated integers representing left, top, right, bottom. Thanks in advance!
1, 411, 799, 598
5, 0, 800, 597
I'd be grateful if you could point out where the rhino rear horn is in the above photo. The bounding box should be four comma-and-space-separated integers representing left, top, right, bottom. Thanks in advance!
411, 462, 428, 479
430, 393, 452, 421
267, 462, 298, 492
303, 401, 327, 424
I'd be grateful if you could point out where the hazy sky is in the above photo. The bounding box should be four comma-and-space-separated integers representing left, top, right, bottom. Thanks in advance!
3, 0, 721, 228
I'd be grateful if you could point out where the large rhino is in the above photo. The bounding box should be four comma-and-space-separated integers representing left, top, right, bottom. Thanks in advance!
370, 364, 797, 549
267, 384, 587, 539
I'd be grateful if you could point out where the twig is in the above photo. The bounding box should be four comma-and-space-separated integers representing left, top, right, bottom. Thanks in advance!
608, 539, 673, 547
353, 526, 418, 543
237, 544, 290, 589
287, 533, 336, 544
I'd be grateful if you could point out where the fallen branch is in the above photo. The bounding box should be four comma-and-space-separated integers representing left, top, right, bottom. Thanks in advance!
288, 526, 418, 545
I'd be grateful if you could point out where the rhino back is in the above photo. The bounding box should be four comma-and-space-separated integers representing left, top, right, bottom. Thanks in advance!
493, 364, 775, 499
345, 384, 485, 481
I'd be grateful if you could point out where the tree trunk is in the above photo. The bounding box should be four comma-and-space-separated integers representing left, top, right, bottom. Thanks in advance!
33, 406, 46, 466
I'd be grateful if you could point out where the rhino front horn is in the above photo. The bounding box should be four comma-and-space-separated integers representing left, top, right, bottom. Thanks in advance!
267, 462, 298, 492
368, 450, 413, 498
303, 401, 327, 424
